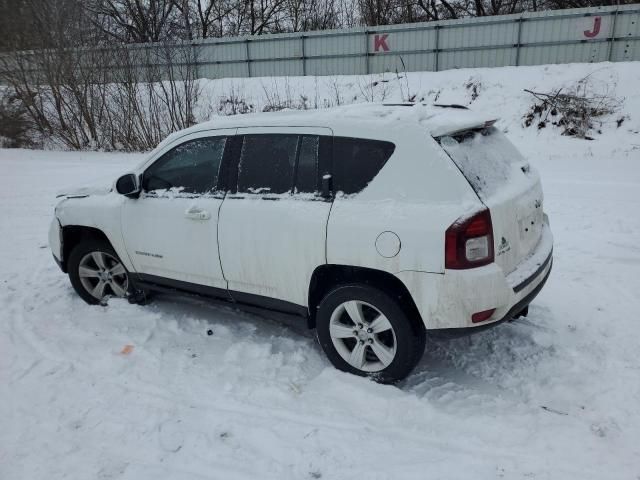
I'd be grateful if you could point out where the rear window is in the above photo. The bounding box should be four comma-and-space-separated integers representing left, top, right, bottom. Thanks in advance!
332, 137, 395, 195
437, 127, 524, 200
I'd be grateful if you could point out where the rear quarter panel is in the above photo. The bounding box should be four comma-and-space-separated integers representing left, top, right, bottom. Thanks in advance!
326, 124, 482, 275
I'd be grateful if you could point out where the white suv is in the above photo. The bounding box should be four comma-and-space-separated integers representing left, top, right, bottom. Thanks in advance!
49, 103, 553, 383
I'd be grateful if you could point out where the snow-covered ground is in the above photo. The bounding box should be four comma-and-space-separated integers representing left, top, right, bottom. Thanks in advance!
1, 62, 640, 479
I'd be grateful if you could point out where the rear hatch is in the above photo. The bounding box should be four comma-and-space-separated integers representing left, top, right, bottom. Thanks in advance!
436, 124, 544, 276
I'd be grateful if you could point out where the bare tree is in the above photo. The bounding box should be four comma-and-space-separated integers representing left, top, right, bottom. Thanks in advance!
0, 0, 33, 51
88, 0, 180, 43
105, 42, 202, 150
0, 0, 201, 151
357, 0, 400, 25
171, 0, 243, 38
414, 0, 459, 21
261, 0, 338, 31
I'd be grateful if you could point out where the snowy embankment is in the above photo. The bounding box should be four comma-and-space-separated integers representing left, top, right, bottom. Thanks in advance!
1, 62, 640, 479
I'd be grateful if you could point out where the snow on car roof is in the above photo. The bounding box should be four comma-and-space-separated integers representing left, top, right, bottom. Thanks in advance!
158, 103, 498, 150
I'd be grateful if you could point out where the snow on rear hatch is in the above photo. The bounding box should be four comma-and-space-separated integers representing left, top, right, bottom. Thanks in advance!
437, 126, 545, 276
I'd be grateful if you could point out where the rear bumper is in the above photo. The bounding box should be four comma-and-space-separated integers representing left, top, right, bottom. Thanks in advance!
512, 248, 552, 293
396, 220, 553, 330
431, 256, 552, 338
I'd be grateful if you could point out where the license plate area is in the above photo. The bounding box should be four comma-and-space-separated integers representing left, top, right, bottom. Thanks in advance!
519, 208, 543, 249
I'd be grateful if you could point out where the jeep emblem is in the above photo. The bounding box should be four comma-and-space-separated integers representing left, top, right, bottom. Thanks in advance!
497, 236, 511, 255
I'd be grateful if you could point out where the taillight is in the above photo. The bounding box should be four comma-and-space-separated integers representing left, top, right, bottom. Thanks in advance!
445, 209, 494, 269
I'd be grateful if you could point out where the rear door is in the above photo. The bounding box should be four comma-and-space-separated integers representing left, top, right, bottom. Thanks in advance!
121, 129, 235, 290
438, 126, 545, 274
217, 127, 333, 310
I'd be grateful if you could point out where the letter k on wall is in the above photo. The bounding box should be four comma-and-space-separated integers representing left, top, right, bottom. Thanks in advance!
374, 34, 390, 52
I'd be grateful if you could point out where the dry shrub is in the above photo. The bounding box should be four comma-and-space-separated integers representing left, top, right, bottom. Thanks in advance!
523, 73, 622, 139
217, 84, 255, 115
0, 42, 201, 151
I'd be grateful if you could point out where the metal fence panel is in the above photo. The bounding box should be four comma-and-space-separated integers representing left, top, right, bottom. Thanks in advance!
369, 52, 435, 73
202, 41, 245, 64
249, 37, 300, 60
611, 38, 639, 61
439, 46, 517, 70
439, 20, 518, 49
251, 59, 302, 77
305, 33, 364, 57
612, 10, 640, 61
519, 42, 606, 65
199, 61, 248, 79
305, 55, 366, 76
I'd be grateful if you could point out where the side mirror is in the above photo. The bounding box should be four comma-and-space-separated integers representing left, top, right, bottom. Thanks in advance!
115, 173, 141, 198
321, 173, 332, 199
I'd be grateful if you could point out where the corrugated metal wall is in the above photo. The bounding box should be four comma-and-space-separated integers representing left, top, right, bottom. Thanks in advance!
190, 4, 639, 79
7, 5, 630, 81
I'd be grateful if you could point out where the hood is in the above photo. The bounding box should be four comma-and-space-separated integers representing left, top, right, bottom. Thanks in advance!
56, 175, 115, 198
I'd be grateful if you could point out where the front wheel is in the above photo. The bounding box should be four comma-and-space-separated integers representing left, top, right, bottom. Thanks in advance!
67, 240, 130, 305
316, 284, 425, 384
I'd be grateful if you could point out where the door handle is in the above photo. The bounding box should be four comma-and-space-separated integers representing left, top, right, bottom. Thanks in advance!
184, 206, 211, 220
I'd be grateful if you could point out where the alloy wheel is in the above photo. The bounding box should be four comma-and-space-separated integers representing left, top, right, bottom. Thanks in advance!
78, 251, 128, 300
328, 300, 397, 372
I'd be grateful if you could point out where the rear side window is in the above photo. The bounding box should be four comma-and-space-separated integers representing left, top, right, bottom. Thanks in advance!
332, 137, 395, 194
238, 134, 298, 194
143, 137, 226, 194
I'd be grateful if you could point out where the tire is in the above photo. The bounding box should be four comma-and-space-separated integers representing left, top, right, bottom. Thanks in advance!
316, 284, 426, 384
67, 240, 131, 305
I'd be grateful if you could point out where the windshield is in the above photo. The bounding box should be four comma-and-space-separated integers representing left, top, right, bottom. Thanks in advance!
438, 126, 525, 200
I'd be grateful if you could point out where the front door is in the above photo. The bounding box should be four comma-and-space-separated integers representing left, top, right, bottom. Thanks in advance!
121, 129, 235, 290
217, 127, 333, 309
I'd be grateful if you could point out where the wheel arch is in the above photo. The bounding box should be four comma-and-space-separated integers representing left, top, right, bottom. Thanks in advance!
60, 225, 114, 273
308, 264, 425, 333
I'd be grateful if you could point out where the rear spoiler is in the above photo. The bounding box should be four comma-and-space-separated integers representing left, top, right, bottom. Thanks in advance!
431, 119, 498, 138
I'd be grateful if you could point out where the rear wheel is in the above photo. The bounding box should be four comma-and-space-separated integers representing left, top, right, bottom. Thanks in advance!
68, 240, 130, 305
316, 284, 425, 383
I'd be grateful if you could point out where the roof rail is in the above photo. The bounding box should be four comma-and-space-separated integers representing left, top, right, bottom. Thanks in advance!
381, 103, 417, 107
433, 104, 469, 110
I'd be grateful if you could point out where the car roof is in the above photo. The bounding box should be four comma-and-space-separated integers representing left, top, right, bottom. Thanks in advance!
157, 103, 497, 151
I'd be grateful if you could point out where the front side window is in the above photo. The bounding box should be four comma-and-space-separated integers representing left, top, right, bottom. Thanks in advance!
332, 137, 395, 195
237, 134, 298, 194
143, 137, 226, 195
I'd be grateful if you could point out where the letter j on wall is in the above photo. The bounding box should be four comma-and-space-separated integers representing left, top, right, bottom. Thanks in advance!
584, 16, 602, 38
